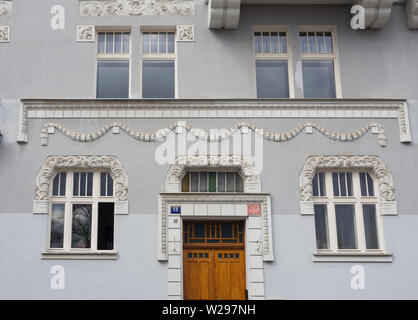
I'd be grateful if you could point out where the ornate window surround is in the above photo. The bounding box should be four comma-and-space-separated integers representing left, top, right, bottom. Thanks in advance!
299, 155, 397, 216
33, 155, 129, 215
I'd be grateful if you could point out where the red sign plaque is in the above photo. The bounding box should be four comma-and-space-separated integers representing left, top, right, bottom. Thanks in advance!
247, 204, 261, 216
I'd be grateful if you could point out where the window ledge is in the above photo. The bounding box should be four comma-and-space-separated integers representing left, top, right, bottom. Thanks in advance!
41, 251, 118, 260
312, 252, 392, 263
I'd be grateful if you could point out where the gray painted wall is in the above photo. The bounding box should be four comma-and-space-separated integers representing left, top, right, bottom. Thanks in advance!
0, 1, 418, 299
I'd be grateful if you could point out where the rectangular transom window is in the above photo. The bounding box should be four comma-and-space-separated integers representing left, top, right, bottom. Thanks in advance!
312, 171, 384, 253
181, 172, 244, 193
253, 27, 292, 98
183, 221, 244, 246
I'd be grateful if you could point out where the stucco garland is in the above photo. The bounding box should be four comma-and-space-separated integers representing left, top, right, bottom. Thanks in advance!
33, 155, 128, 214
40, 121, 387, 147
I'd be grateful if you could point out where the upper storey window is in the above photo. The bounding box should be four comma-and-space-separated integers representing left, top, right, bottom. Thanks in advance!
141, 30, 176, 98
181, 171, 244, 193
253, 27, 292, 98
299, 27, 340, 98
96, 31, 131, 99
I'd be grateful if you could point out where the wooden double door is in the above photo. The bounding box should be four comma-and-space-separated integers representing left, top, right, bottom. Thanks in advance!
183, 221, 246, 300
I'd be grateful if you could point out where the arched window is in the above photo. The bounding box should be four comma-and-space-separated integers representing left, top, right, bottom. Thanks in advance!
181, 171, 244, 193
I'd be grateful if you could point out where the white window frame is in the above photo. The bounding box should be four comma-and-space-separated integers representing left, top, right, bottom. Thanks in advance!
47, 170, 116, 253
95, 28, 132, 99
140, 27, 177, 99
298, 26, 342, 99
313, 170, 387, 256
253, 26, 295, 99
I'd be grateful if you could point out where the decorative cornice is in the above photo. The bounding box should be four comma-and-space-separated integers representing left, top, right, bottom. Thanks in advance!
0, 25, 10, 42
39, 121, 387, 147
176, 25, 194, 41
33, 155, 129, 214
0, 1, 12, 17
17, 99, 411, 145
79, 0, 194, 16
208, 0, 241, 29
407, 0, 418, 28
299, 155, 397, 215
77, 25, 95, 42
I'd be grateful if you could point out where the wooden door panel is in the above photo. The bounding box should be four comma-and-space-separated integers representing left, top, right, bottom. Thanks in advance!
183, 250, 213, 300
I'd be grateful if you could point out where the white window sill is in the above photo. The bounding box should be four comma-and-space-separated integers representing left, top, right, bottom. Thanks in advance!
41, 250, 118, 260
312, 251, 393, 263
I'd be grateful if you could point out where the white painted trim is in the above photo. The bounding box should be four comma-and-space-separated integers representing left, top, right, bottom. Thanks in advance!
312, 252, 393, 262
41, 251, 118, 260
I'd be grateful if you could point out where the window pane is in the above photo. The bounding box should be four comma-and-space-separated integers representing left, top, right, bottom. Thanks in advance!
142, 61, 175, 98
167, 33, 175, 53
52, 174, 59, 196
279, 32, 287, 53
209, 172, 217, 192
302, 60, 336, 98
122, 33, 130, 54
254, 32, 261, 53
335, 204, 357, 249
312, 174, 319, 197
317, 32, 325, 53
71, 204, 92, 249
50, 204, 65, 248
226, 172, 235, 192
100, 172, 106, 196
308, 32, 316, 53
299, 32, 308, 53
332, 172, 339, 196
218, 172, 226, 192
106, 32, 113, 54
200, 172, 208, 192
142, 32, 150, 54
235, 173, 244, 192
87, 172, 93, 196
324, 32, 333, 53
360, 172, 367, 196
98, 32, 105, 54
271, 32, 278, 53
80, 172, 86, 196
151, 32, 158, 53
221, 222, 233, 238
319, 172, 326, 196
97, 203, 114, 250
262, 32, 270, 53
59, 172, 66, 196
346, 172, 353, 196
363, 205, 379, 249
367, 173, 374, 196
107, 174, 113, 196
73, 172, 79, 196
339, 172, 347, 196
97, 61, 130, 98
182, 173, 190, 192
114, 32, 122, 54
190, 172, 198, 192
256, 60, 289, 98
159, 32, 167, 53
314, 204, 329, 249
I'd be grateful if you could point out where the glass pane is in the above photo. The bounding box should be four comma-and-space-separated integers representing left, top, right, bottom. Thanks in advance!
254, 32, 261, 53
324, 32, 333, 53
80, 172, 86, 196
71, 204, 92, 249
100, 172, 106, 196
262, 32, 270, 53
317, 32, 325, 53
308, 32, 316, 53
271, 32, 278, 53
314, 204, 329, 249
367, 173, 374, 196
86, 172, 93, 196
114, 32, 122, 54
182, 173, 190, 192
221, 222, 233, 238
346, 172, 353, 196
200, 172, 208, 192
73, 172, 79, 196
107, 174, 113, 196
302, 60, 336, 98
339, 172, 347, 196
123, 33, 130, 54
190, 172, 199, 192
332, 172, 339, 196
299, 32, 308, 53
97, 203, 114, 250
167, 33, 175, 53
360, 172, 367, 196
159, 32, 167, 53
151, 32, 158, 53
50, 204, 65, 248
194, 222, 205, 238
142, 61, 175, 98
363, 205, 379, 249
98, 32, 105, 54
142, 32, 150, 54
97, 61, 130, 98
209, 172, 216, 192
52, 174, 59, 196
218, 172, 225, 192
235, 173, 243, 192
335, 204, 357, 249
226, 172, 235, 192
59, 172, 66, 196
312, 174, 319, 197
256, 60, 289, 98
279, 32, 287, 54
319, 172, 326, 196
106, 32, 114, 54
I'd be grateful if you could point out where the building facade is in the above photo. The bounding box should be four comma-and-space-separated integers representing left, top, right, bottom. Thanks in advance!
0, 0, 418, 299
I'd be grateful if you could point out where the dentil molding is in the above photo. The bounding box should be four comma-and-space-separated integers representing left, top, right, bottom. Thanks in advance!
299, 155, 397, 215
79, 0, 194, 16
33, 155, 129, 214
